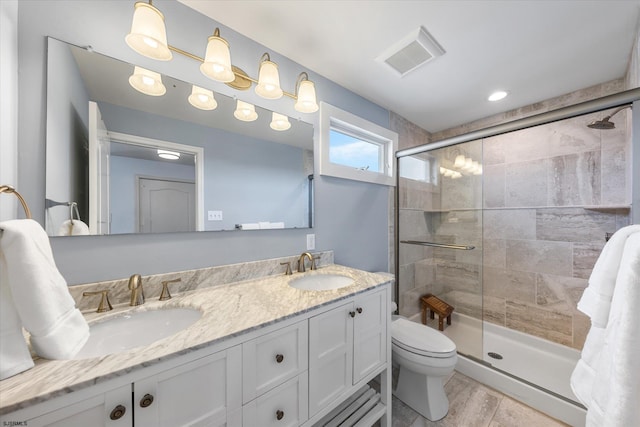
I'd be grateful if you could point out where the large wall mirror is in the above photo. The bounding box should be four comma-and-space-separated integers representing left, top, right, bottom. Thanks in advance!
45, 38, 314, 236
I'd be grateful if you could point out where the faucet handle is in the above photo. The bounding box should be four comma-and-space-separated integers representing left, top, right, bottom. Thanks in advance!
83, 290, 113, 313
280, 262, 293, 276
311, 255, 320, 271
160, 278, 181, 301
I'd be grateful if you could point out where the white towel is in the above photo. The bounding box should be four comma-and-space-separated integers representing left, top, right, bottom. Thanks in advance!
0, 219, 89, 360
258, 222, 271, 229
240, 223, 260, 230
571, 227, 640, 426
269, 222, 285, 229
0, 250, 35, 380
576, 224, 640, 327
57, 219, 90, 236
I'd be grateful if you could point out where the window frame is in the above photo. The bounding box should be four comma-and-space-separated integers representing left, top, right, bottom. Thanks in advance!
319, 102, 398, 186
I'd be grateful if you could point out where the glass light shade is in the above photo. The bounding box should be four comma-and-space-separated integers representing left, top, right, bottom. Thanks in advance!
473, 166, 483, 175
234, 100, 258, 122
452, 171, 462, 179
255, 60, 283, 99
157, 149, 180, 160
294, 79, 319, 113
188, 85, 217, 110
200, 35, 234, 83
125, 2, 172, 61
454, 155, 466, 168
129, 66, 166, 96
462, 158, 474, 171
270, 112, 291, 131
443, 169, 454, 177
439, 167, 446, 175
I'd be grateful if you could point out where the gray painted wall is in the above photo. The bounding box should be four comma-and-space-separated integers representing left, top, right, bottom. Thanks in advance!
15, 0, 392, 284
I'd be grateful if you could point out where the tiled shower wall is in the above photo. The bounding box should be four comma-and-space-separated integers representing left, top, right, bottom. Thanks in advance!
398, 106, 631, 350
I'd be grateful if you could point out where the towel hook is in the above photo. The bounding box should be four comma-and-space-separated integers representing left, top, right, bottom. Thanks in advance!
0, 185, 32, 219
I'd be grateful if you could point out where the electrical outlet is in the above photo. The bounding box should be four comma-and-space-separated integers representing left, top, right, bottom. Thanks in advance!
306, 234, 315, 250
208, 210, 223, 221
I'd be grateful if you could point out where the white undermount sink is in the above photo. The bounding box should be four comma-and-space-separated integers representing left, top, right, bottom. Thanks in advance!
73, 307, 201, 359
289, 274, 354, 291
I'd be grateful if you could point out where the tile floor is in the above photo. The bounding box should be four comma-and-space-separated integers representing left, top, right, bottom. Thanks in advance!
389, 371, 569, 427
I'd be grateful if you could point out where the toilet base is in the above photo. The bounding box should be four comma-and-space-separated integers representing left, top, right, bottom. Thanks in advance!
393, 365, 449, 421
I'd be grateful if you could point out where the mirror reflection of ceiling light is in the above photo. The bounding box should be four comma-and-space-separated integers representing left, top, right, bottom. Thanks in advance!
188, 85, 218, 110
270, 112, 291, 131
488, 90, 508, 102
234, 100, 258, 122
129, 66, 166, 96
125, 2, 318, 113
157, 149, 180, 160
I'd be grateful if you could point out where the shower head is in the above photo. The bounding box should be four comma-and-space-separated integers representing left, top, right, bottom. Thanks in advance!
587, 104, 632, 130
587, 117, 616, 130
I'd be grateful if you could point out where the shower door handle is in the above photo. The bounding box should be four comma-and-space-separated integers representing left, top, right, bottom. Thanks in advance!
401, 240, 475, 250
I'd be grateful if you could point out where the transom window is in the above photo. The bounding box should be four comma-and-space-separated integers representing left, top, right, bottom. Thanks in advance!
320, 103, 397, 186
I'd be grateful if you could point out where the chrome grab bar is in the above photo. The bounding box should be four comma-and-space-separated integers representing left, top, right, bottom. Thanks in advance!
400, 240, 475, 250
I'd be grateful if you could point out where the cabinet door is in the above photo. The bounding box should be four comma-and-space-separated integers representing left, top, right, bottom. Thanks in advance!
243, 321, 308, 403
353, 290, 386, 383
308, 302, 353, 416
134, 346, 242, 427
23, 384, 131, 427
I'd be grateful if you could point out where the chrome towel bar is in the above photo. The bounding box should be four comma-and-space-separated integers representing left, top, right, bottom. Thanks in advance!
401, 240, 475, 250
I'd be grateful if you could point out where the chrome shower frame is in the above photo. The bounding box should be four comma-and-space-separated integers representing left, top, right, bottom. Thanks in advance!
394, 87, 640, 309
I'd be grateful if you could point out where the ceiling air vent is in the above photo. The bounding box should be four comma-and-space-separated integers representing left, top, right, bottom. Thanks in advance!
377, 26, 445, 77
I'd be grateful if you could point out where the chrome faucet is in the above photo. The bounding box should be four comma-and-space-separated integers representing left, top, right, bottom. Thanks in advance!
297, 252, 315, 273
128, 274, 144, 306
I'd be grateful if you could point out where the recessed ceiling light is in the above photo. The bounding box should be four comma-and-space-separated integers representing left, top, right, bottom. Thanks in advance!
488, 91, 508, 102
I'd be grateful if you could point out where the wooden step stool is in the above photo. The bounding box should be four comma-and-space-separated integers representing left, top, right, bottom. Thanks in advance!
421, 294, 454, 331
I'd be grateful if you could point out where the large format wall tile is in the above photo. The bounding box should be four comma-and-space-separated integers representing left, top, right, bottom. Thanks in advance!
484, 209, 536, 240
548, 151, 601, 206
536, 208, 616, 243
573, 242, 606, 279
483, 164, 505, 208
483, 266, 536, 303
601, 146, 628, 205
506, 240, 572, 276
506, 301, 572, 346
505, 159, 548, 207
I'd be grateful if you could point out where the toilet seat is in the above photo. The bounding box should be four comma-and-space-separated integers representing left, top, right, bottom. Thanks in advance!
392, 318, 456, 358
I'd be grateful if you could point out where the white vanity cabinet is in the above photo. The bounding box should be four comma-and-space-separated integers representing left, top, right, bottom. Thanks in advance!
134, 345, 242, 427
8, 346, 242, 427
1, 280, 391, 427
308, 289, 387, 417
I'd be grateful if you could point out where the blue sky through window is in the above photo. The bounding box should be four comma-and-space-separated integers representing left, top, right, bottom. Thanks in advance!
329, 129, 380, 172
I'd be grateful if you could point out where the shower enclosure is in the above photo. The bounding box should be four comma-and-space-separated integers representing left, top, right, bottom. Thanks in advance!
395, 89, 638, 422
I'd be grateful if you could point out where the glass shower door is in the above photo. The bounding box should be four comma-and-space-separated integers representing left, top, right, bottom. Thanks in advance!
397, 139, 483, 359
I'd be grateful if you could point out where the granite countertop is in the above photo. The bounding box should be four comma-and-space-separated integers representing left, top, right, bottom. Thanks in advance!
0, 265, 391, 415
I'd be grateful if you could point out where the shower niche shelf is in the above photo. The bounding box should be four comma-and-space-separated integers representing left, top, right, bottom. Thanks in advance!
582, 205, 630, 212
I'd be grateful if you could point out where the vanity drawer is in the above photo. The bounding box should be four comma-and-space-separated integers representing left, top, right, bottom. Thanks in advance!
242, 321, 308, 403
242, 373, 308, 427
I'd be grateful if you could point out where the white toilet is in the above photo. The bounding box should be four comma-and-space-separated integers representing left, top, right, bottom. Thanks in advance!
391, 314, 457, 421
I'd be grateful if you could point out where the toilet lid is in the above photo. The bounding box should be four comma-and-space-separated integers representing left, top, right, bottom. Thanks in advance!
392, 318, 456, 357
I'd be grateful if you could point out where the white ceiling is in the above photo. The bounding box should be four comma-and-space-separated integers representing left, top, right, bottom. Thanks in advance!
179, 0, 640, 133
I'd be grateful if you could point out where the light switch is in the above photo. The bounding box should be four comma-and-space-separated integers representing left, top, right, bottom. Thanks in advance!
306, 234, 315, 250
208, 210, 223, 221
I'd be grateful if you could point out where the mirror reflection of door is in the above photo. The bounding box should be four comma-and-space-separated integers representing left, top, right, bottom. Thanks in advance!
138, 178, 196, 233
88, 101, 111, 234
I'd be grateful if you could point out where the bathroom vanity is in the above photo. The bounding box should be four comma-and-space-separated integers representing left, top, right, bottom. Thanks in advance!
0, 263, 392, 427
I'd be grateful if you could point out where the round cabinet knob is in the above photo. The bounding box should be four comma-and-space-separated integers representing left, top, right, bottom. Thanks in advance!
275, 354, 284, 363
110, 404, 126, 420
349, 311, 356, 318
356, 307, 363, 314
276, 409, 284, 420
140, 393, 154, 408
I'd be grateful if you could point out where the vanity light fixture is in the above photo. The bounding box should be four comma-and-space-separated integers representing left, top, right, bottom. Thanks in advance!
188, 85, 218, 110
234, 100, 258, 122
125, 0, 172, 61
270, 112, 291, 131
255, 53, 283, 99
157, 149, 180, 160
129, 66, 166, 96
200, 28, 235, 83
488, 90, 508, 102
125, 1, 319, 113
